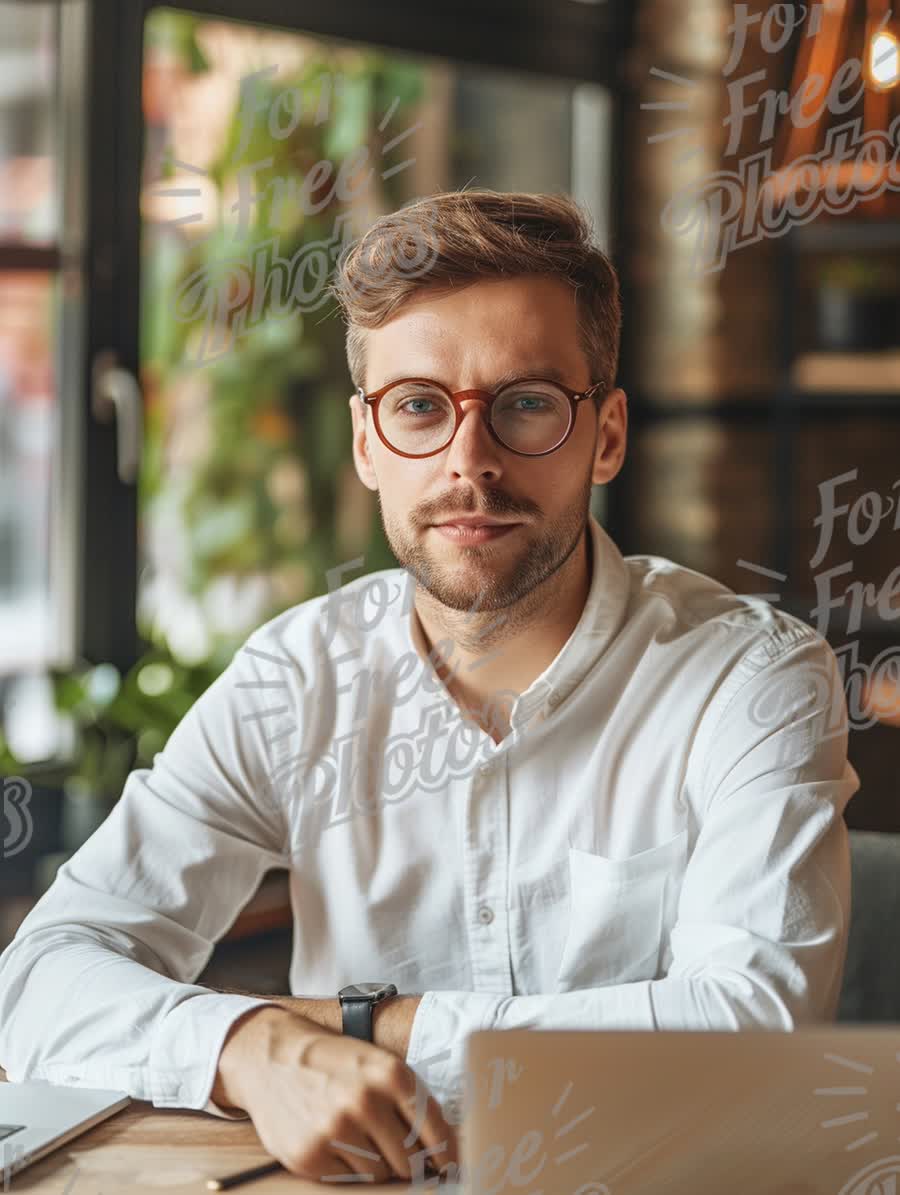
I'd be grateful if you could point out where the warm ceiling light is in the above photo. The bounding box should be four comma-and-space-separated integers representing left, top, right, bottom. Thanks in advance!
869, 29, 900, 89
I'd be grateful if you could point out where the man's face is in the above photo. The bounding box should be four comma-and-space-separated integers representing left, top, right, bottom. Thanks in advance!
349, 273, 625, 613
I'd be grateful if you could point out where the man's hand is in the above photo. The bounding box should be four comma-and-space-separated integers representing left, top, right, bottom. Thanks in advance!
211, 1005, 457, 1184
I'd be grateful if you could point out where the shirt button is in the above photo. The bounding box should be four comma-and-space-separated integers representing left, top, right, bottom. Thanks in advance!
478, 762, 491, 776
548, 693, 560, 707
478, 905, 494, 924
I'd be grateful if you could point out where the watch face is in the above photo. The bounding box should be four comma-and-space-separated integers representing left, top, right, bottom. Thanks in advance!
339, 983, 397, 1001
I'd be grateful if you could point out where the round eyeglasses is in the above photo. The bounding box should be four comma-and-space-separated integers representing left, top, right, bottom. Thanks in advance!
357, 375, 607, 459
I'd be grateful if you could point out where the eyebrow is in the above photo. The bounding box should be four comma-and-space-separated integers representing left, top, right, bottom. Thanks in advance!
379, 365, 573, 390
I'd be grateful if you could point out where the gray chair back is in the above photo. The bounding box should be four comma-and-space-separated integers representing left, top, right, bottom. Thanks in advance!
838, 830, 900, 1022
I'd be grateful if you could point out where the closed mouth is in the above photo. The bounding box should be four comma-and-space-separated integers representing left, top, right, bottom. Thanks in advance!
433, 520, 521, 528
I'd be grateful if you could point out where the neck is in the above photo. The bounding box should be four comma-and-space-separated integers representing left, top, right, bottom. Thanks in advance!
414, 523, 594, 741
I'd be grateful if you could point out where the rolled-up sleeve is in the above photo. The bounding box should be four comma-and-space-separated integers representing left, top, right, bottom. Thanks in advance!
405, 626, 860, 1109
0, 632, 292, 1116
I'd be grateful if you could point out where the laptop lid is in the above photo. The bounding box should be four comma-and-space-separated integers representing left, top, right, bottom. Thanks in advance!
459, 1026, 900, 1195
0, 1081, 130, 1180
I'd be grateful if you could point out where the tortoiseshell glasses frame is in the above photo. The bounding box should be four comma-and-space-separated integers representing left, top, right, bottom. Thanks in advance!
356, 375, 608, 459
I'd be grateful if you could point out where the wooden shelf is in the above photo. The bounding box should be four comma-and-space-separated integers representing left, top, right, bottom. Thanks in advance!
627, 392, 900, 417
792, 352, 900, 396
789, 220, 900, 253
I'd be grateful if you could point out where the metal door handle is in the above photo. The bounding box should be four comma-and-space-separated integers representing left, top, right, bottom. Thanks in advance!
91, 349, 143, 485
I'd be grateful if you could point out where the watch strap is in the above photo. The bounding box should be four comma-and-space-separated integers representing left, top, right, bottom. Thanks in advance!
341, 997, 375, 1042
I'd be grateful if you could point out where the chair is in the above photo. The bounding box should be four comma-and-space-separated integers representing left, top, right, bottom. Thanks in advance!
837, 829, 900, 1023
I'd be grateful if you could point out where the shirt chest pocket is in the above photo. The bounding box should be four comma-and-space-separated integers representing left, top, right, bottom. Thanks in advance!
554, 827, 689, 992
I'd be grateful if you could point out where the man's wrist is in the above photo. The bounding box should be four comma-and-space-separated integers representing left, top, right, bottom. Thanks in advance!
269, 996, 343, 1033
212, 1004, 293, 1111
372, 994, 422, 1056
266, 994, 421, 1053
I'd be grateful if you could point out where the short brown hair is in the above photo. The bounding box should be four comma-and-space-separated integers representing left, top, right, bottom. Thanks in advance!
328, 189, 621, 407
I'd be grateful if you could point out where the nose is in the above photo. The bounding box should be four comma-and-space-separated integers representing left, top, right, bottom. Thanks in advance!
442, 396, 504, 483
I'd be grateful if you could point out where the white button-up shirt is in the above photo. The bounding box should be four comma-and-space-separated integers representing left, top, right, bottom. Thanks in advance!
0, 514, 860, 1120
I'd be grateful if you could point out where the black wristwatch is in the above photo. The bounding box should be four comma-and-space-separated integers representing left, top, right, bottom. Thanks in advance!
338, 982, 398, 1042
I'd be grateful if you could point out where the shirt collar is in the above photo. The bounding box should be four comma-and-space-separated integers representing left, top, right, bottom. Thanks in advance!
404, 512, 631, 727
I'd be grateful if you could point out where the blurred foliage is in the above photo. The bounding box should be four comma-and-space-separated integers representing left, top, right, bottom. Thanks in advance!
139, 9, 423, 663
0, 649, 220, 801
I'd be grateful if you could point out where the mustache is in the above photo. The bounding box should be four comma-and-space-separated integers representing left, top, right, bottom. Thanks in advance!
417, 495, 536, 523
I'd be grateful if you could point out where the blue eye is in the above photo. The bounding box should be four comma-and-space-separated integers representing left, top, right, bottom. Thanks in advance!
400, 399, 436, 416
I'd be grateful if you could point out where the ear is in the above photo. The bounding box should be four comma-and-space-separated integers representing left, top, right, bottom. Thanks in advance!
349, 389, 379, 492
591, 388, 627, 487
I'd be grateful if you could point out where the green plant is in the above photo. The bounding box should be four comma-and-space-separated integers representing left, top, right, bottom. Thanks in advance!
0, 649, 220, 801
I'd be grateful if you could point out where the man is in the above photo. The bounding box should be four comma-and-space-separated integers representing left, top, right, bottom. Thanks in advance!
0, 190, 859, 1185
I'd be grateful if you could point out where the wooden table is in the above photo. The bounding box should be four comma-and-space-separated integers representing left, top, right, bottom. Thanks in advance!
0, 1067, 410, 1194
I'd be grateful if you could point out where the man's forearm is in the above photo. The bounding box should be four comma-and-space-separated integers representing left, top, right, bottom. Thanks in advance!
267, 996, 342, 1034
211, 988, 422, 1056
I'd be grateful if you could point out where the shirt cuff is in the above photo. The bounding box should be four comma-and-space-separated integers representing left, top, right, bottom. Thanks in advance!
150, 992, 286, 1115
405, 990, 503, 1117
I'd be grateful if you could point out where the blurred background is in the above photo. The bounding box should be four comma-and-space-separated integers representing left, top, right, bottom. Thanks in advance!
2, 0, 900, 955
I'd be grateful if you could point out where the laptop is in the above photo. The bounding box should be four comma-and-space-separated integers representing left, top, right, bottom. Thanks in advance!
0, 1080, 130, 1181
452, 1025, 900, 1195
